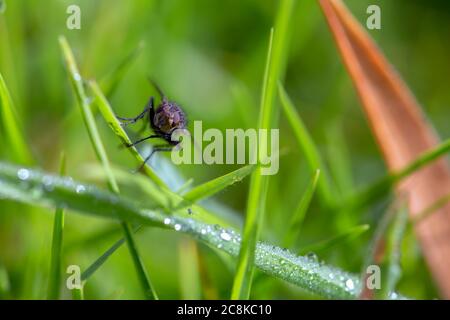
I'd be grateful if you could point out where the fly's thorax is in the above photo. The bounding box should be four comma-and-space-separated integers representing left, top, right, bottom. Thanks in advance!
153, 101, 187, 133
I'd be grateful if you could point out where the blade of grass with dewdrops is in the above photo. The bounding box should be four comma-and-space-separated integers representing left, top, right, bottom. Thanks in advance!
47, 153, 66, 300
232, 0, 296, 300
0, 162, 410, 299
76, 164, 255, 282
283, 169, 320, 248
59, 36, 158, 300
278, 83, 334, 207
0, 73, 33, 165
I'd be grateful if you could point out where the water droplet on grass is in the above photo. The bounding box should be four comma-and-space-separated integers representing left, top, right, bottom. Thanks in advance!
345, 279, 355, 290
220, 231, 232, 241
174, 224, 181, 231
17, 169, 30, 181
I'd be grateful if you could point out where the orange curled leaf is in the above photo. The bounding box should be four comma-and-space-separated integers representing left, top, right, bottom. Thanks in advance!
319, 0, 450, 298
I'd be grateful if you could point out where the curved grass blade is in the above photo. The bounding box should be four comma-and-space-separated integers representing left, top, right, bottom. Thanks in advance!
0, 162, 409, 299
183, 165, 255, 203
0, 73, 33, 164
344, 137, 450, 211
47, 153, 66, 300
278, 83, 334, 207
59, 36, 158, 300
413, 193, 450, 224
283, 169, 320, 248
88, 80, 166, 189
299, 224, 369, 255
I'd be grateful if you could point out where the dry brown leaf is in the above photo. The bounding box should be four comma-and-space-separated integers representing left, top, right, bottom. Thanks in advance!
319, 0, 450, 298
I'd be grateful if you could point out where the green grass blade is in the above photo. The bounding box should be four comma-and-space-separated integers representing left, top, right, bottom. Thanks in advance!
47, 153, 66, 300
0, 73, 33, 164
283, 169, 320, 248
121, 221, 158, 299
183, 165, 255, 203
81, 225, 142, 282
88, 80, 166, 188
71, 287, 84, 300
278, 83, 334, 206
0, 162, 409, 299
232, 0, 295, 300
178, 239, 202, 299
299, 224, 369, 254
59, 36, 119, 194
59, 36, 158, 300
231, 29, 273, 300
377, 205, 408, 299
413, 192, 450, 224
345, 137, 450, 211
100, 41, 144, 98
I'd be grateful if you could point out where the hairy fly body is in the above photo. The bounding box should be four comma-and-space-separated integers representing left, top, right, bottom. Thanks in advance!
117, 80, 188, 170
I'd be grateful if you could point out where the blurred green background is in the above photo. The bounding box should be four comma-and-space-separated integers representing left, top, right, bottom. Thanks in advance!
1, 0, 449, 299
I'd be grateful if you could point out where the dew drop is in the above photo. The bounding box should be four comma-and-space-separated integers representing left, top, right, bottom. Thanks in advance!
42, 176, 54, 191
174, 224, 181, 231
306, 252, 318, 262
163, 218, 171, 225
17, 169, 30, 181
73, 73, 82, 81
345, 279, 355, 290
220, 231, 232, 241
76, 185, 86, 194
200, 228, 207, 235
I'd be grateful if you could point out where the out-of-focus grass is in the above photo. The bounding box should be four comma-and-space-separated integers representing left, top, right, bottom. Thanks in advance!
47, 153, 66, 300
0, 73, 33, 164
